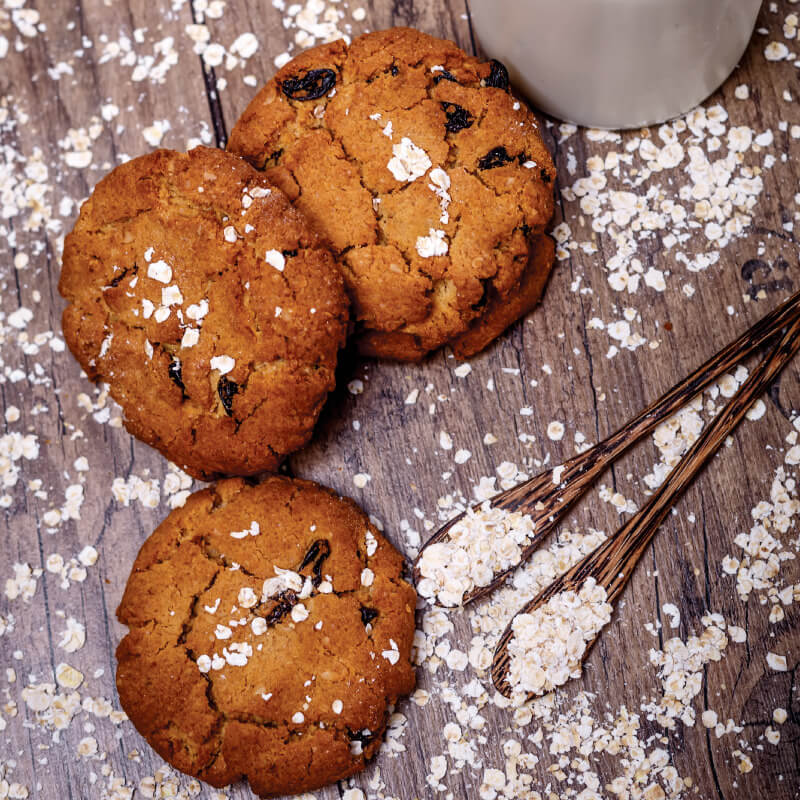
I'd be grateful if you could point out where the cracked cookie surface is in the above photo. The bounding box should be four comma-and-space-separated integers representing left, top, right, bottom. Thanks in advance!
228, 27, 557, 361
59, 146, 349, 480
116, 476, 416, 797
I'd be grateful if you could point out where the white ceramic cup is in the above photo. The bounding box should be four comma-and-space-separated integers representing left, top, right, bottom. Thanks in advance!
469, 0, 762, 129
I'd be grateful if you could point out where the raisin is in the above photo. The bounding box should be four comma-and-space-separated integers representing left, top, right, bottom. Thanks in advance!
281, 68, 336, 101
109, 269, 127, 288
360, 606, 379, 626
540, 168, 551, 184
267, 148, 284, 166
109, 262, 137, 287
217, 376, 239, 416
478, 146, 514, 170
281, 249, 298, 258
299, 538, 331, 585
433, 69, 459, 85
168, 358, 186, 396
264, 589, 298, 625
347, 727, 377, 745
390, 64, 399, 76
484, 59, 509, 91
441, 102, 474, 133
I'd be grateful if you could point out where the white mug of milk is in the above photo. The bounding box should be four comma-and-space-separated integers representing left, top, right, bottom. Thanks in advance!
469, 0, 762, 129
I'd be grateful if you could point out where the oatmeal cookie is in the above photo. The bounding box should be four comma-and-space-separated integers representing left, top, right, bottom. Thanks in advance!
228, 27, 556, 361
116, 476, 416, 797
59, 147, 349, 480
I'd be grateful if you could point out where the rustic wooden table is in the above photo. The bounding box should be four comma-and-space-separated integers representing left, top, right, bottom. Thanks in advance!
1, 1, 799, 799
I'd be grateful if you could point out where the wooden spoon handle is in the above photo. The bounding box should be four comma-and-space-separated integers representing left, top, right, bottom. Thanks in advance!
416, 291, 800, 606
596, 313, 800, 605
464, 292, 800, 604
501, 288, 800, 519
493, 316, 800, 695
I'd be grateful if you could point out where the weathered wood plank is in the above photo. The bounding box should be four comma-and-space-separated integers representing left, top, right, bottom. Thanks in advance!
0, 0, 798, 799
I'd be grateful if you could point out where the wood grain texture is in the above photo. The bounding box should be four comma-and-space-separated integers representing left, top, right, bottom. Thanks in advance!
0, 1, 798, 799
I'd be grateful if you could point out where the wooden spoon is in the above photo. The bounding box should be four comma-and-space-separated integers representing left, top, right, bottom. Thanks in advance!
491, 314, 800, 698
414, 290, 800, 606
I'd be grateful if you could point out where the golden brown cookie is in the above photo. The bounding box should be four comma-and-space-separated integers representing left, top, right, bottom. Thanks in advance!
59, 146, 349, 480
228, 27, 556, 361
116, 476, 416, 798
